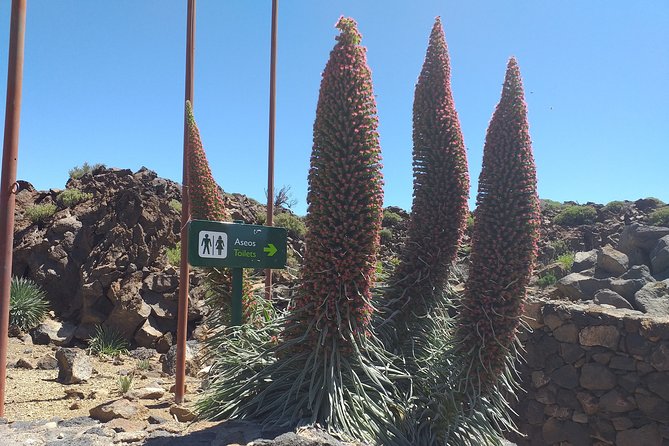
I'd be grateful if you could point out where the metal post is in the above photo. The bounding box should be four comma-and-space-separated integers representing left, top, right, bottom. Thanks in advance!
175, 0, 195, 405
0, 0, 27, 417
231, 268, 243, 326
264, 0, 278, 301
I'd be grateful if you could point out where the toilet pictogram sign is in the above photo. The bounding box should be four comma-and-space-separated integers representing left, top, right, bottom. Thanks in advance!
187, 220, 287, 269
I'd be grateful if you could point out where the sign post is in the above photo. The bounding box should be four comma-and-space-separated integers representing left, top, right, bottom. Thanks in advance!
0, 0, 27, 417
188, 220, 287, 325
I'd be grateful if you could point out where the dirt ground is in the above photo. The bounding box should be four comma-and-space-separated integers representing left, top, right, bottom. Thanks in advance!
4, 335, 219, 432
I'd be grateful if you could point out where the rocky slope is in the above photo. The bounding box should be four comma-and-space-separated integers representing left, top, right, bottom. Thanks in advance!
11, 166, 277, 351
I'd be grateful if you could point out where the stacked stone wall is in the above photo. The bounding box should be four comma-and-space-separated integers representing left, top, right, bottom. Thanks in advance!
511, 298, 669, 446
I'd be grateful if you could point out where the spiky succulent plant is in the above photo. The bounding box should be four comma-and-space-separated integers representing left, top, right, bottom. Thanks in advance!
379, 17, 469, 351
456, 57, 540, 389
197, 18, 407, 444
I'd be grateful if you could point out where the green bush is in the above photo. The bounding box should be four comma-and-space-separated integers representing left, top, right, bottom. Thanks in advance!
57, 189, 93, 207
9, 277, 49, 331
549, 240, 570, 257
169, 199, 182, 213
273, 213, 306, 239
602, 200, 627, 214
88, 325, 128, 357
69, 162, 105, 179
166, 243, 181, 266
382, 210, 402, 227
557, 252, 575, 271
536, 273, 557, 288
25, 203, 57, 224
648, 207, 669, 227
379, 228, 393, 244
540, 199, 564, 213
553, 205, 596, 226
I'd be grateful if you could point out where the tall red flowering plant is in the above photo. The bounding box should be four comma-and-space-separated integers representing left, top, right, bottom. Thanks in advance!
456, 57, 540, 388
186, 101, 229, 222
287, 16, 383, 349
185, 102, 255, 322
197, 20, 405, 444
379, 17, 469, 350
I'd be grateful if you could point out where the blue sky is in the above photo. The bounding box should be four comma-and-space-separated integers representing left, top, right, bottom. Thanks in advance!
1, 1, 667, 216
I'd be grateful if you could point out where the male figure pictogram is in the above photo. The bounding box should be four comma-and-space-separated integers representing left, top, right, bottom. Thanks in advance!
201, 233, 212, 255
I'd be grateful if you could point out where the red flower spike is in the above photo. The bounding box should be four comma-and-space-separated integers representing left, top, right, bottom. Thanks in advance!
381, 17, 469, 343
284, 18, 383, 349
456, 58, 540, 388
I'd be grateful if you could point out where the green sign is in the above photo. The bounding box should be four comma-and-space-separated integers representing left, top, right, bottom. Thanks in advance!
187, 220, 287, 269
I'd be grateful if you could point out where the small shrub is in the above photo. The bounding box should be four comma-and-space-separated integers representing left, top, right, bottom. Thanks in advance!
88, 325, 128, 357
536, 273, 557, 288
540, 199, 564, 213
166, 243, 181, 266
648, 207, 669, 227
273, 213, 306, 239
553, 205, 596, 226
557, 252, 575, 271
117, 374, 134, 394
549, 240, 570, 257
57, 189, 92, 207
25, 203, 57, 224
9, 277, 49, 331
602, 200, 627, 214
169, 199, 182, 213
69, 162, 105, 179
382, 210, 402, 227
136, 359, 150, 371
379, 228, 393, 244
268, 185, 298, 210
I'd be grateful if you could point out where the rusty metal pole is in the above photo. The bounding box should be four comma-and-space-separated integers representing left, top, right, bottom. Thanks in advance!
175, 0, 195, 405
264, 0, 278, 301
0, 0, 27, 417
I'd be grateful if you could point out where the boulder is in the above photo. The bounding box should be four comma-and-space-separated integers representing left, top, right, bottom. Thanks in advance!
32, 319, 77, 346
556, 273, 604, 301
162, 340, 201, 377
618, 223, 669, 265
50, 215, 82, 235
36, 354, 58, 370
596, 245, 629, 277
607, 278, 648, 301
169, 405, 196, 422
128, 387, 165, 400
594, 289, 633, 310
634, 281, 669, 316
134, 318, 163, 349
89, 398, 148, 422
650, 235, 669, 277
56, 348, 92, 384
572, 250, 597, 272
620, 264, 655, 282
